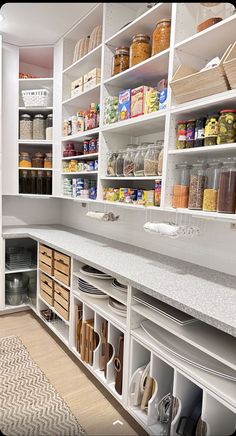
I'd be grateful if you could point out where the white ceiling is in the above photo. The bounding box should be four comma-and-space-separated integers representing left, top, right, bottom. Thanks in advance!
0, 2, 97, 46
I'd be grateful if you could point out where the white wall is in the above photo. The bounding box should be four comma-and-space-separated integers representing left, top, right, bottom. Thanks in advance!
2, 197, 61, 226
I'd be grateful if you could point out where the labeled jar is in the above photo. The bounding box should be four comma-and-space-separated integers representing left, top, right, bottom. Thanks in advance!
194, 117, 206, 147
33, 114, 45, 140
173, 163, 191, 208
44, 152, 52, 168
134, 146, 146, 176
218, 158, 236, 214
19, 152, 31, 168
46, 114, 53, 140
176, 120, 187, 149
186, 120, 196, 148
112, 46, 130, 76
32, 152, 45, 168
130, 34, 151, 67
116, 151, 125, 177
217, 109, 236, 144
20, 114, 33, 140
152, 19, 171, 55
107, 152, 117, 176
204, 114, 219, 146
203, 160, 222, 212
144, 144, 158, 176
123, 147, 135, 176
188, 161, 207, 210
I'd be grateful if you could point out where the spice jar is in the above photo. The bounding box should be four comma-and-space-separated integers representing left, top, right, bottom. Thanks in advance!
107, 152, 117, 176
134, 146, 146, 176
112, 47, 130, 76
218, 158, 236, 214
152, 19, 171, 55
217, 110, 236, 144
188, 161, 207, 210
116, 151, 125, 177
32, 152, 45, 168
20, 114, 33, 140
130, 34, 151, 67
173, 163, 191, 208
19, 152, 31, 168
123, 147, 135, 176
44, 152, 52, 168
186, 120, 196, 148
203, 160, 222, 212
144, 144, 158, 176
176, 121, 187, 149
204, 114, 219, 146
46, 114, 53, 141
33, 114, 45, 140
194, 117, 206, 147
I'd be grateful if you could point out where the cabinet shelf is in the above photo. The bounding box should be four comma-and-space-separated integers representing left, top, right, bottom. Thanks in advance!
165, 207, 236, 222
102, 111, 166, 136
62, 153, 98, 161
5, 266, 37, 274
18, 140, 52, 145
19, 106, 53, 113
38, 295, 70, 326
19, 77, 53, 90
101, 176, 162, 181
170, 90, 236, 116
168, 143, 236, 157
62, 171, 97, 176
63, 44, 102, 77
62, 84, 100, 108
18, 167, 52, 171
61, 128, 100, 142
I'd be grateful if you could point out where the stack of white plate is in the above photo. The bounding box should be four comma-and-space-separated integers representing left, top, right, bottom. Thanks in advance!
112, 279, 128, 292
78, 278, 108, 299
80, 265, 113, 280
108, 297, 127, 317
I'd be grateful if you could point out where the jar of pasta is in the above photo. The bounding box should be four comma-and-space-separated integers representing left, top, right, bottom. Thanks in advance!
188, 161, 207, 210
20, 114, 33, 140
203, 160, 222, 212
152, 19, 171, 56
173, 163, 191, 208
217, 110, 236, 144
130, 34, 151, 67
112, 47, 130, 76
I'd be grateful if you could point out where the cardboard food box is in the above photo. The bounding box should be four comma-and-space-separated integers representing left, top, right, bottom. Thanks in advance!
84, 68, 101, 91
71, 77, 83, 97
154, 180, 162, 206
118, 89, 131, 121
143, 190, 154, 207
144, 87, 159, 114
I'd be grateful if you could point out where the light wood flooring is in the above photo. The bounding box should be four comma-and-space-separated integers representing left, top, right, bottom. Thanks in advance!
0, 311, 146, 436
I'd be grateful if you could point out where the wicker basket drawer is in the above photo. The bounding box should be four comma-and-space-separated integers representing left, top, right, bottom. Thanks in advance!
39, 244, 53, 259
39, 261, 53, 276
54, 269, 70, 287
54, 292, 69, 312
54, 250, 70, 267
40, 288, 53, 306
54, 300, 69, 321
54, 282, 69, 302
54, 260, 70, 275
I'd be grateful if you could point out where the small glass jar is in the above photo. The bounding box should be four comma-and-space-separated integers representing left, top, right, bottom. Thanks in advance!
19, 152, 31, 168
32, 152, 45, 168
116, 151, 125, 177
20, 114, 33, 140
130, 33, 151, 67
188, 161, 207, 210
134, 146, 146, 176
173, 163, 191, 208
123, 147, 135, 176
194, 117, 206, 147
107, 152, 117, 176
176, 120, 187, 149
203, 160, 222, 212
112, 46, 130, 76
33, 114, 45, 140
186, 120, 196, 148
152, 19, 171, 56
217, 110, 236, 144
44, 153, 52, 168
218, 158, 236, 214
144, 144, 158, 176
204, 114, 219, 146
46, 114, 53, 141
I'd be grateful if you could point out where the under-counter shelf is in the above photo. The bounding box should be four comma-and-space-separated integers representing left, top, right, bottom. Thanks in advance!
38, 294, 70, 326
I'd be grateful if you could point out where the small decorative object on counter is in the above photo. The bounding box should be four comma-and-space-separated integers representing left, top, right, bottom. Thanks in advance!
158, 79, 168, 110
129, 33, 151, 67
33, 114, 45, 140
19, 114, 33, 140
144, 144, 158, 176
112, 47, 130, 76
152, 19, 171, 55
32, 152, 45, 168
218, 158, 236, 213
204, 114, 219, 146
176, 120, 187, 149
123, 147, 135, 176
188, 161, 207, 210
155, 180, 162, 206
194, 117, 206, 147
203, 160, 222, 212
118, 89, 131, 121
186, 120, 196, 148
44, 152, 52, 168
217, 110, 236, 144
45, 114, 53, 140
107, 152, 117, 176
116, 151, 125, 176
173, 163, 191, 209
19, 152, 31, 168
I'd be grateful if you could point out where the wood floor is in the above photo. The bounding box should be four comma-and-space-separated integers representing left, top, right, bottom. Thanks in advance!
0, 311, 146, 436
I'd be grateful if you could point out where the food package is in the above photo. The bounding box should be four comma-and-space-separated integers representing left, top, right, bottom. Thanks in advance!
104, 188, 119, 202
131, 86, 158, 117
71, 77, 83, 97
158, 79, 168, 110
104, 96, 119, 125
155, 180, 162, 206
143, 190, 154, 206
144, 87, 159, 114
119, 188, 137, 203
84, 68, 101, 91
118, 89, 131, 121
137, 189, 145, 205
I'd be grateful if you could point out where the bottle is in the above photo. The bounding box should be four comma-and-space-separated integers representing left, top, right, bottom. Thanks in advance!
203, 160, 222, 212
173, 163, 191, 208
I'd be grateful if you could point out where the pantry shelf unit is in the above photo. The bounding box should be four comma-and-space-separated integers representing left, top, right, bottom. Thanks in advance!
61, 128, 100, 142
101, 176, 162, 181
165, 207, 236, 222
63, 44, 102, 77
168, 143, 236, 156
62, 83, 100, 108
62, 153, 98, 161
62, 171, 98, 176
102, 111, 166, 136
170, 90, 236, 115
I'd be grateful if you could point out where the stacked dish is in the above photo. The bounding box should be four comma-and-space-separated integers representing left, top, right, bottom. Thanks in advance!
80, 265, 113, 280
108, 297, 127, 317
78, 278, 108, 299
112, 279, 128, 292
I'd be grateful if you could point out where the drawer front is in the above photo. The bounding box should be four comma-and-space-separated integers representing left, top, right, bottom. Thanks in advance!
54, 250, 70, 267
54, 282, 69, 302
54, 260, 70, 276
54, 292, 69, 311
40, 273, 53, 289
41, 281, 53, 297
39, 244, 53, 258
39, 252, 52, 267
54, 300, 69, 321
39, 261, 53, 276
40, 289, 53, 306
54, 269, 70, 286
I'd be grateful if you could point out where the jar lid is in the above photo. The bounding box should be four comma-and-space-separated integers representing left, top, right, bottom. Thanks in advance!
132, 33, 150, 41
156, 18, 171, 24
37, 170, 44, 175
116, 46, 129, 51
220, 109, 236, 113
177, 120, 188, 123
20, 151, 30, 156
21, 113, 31, 119
46, 171, 52, 176
47, 113, 53, 118
34, 114, 45, 119
45, 152, 52, 157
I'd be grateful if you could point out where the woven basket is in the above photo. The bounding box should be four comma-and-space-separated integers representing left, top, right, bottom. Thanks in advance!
22, 89, 49, 107
88, 25, 102, 52
73, 36, 90, 63
223, 42, 236, 89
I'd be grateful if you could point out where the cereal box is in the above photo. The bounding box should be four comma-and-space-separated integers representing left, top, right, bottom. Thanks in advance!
144, 87, 159, 114
118, 89, 131, 121
154, 180, 162, 206
131, 86, 147, 118
143, 190, 154, 207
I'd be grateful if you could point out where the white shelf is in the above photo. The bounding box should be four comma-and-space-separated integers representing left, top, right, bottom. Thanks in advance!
60, 196, 97, 203
62, 84, 100, 108
61, 128, 100, 142
168, 143, 236, 157
165, 207, 236, 221
63, 44, 102, 77
18, 140, 52, 145
62, 171, 98, 176
102, 111, 166, 136
19, 106, 53, 113
5, 266, 37, 274
18, 167, 52, 171
170, 90, 236, 116
38, 295, 70, 326
18, 194, 53, 199
39, 313, 69, 346
38, 268, 71, 291
62, 153, 98, 161
101, 176, 162, 181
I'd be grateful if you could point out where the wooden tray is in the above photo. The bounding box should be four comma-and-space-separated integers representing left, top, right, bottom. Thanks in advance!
223, 42, 236, 89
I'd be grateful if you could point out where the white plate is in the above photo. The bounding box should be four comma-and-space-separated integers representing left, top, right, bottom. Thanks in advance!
112, 282, 128, 293
79, 290, 109, 299
79, 287, 105, 295
109, 298, 126, 310
79, 267, 113, 280
108, 301, 127, 317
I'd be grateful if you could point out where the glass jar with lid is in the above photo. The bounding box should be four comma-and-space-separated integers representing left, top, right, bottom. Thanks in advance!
144, 144, 159, 176
217, 110, 236, 144
123, 147, 135, 176
152, 19, 171, 56
197, 3, 235, 33
186, 120, 196, 148
217, 158, 236, 214
107, 152, 117, 176
20, 114, 33, 140
116, 151, 125, 176
112, 47, 130, 76
188, 161, 207, 209
19, 170, 30, 194
176, 121, 187, 149
19, 152, 31, 168
33, 114, 45, 140
130, 34, 151, 67
44, 152, 52, 168
46, 114, 53, 140
134, 146, 147, 176
173, 163, 191, 208
203, 160, 222, 212
30, 170, 37, 195
45, 171, 52, 195
37, 170, 46, 195
32, 152, 45, 168
157, 144, 164, 176
204, 114, 219, 146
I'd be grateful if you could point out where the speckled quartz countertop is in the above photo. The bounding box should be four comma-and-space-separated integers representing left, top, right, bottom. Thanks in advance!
2, 225, 236, 337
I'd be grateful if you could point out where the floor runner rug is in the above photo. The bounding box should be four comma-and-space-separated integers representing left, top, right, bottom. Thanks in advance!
0, 335, 86, 435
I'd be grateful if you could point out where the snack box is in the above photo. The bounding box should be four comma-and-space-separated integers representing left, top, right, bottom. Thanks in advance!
71, 77, 83, 97
145, 87, 159, 114
143, 190, 154, 207
131, 86, 158, 118
155, 180, 162, 206
105, 188, 119, 202
158, 79, 168, 110
119, 188, 137, 203
137, 189, 145, 205
118, 89, 131, 121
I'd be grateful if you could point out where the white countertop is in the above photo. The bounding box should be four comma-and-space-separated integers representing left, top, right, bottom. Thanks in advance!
2, 225, 236, 337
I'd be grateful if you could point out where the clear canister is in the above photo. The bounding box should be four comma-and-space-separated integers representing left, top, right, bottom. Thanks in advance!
46, 114, 53, 141
19, 152, 31, 168
144, 144, 158, 176
130, 33, 151, 67
203, 160, 222, 212
33, 114, 45, 140
107, 152, 117, 176
217, 158, 236, 213
116, 151, 125, 176
123, 147, 135, 176
134, 146, 146, 176
188, 161, 207, 210
151, 19, 171, 56
20, 114, 33, 140
173, 163, 191, 208
44, 152, 52, 168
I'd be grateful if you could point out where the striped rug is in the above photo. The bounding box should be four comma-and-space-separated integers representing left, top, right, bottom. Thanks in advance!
0, 336, 86, 435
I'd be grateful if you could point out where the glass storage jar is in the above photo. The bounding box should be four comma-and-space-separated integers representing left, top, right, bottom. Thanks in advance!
186, 120, 196, 148
123, 147, 135, 176
217, 110, 236, 144
217, 158, 236, 214
134, 146, 146, 176
45, 171, 52, 195
107, 152, 117, 176
45, 114, 53, 140
204, 114, 219, 146
19, 114, 33, 140
194, 117, 206, 147
44, 152, 52, 168
173, 163, 191, 208
144, 144, 158, 176
197, 3, 235, 33
37, 170, 46, 195
30, 170, 37, 195
112, 47, 130, 76
33, 114, 45, 140
130, 34, 151, 67
19, 152, 31, 168
157, 145, 164, 176
32, 152, 45, 168
116, 151, 125, 177
19, 170, 30, 194
176, 120, 187, 149
188, 161, 207, 210
152, 19, 171, 55
203, 160, 222, 212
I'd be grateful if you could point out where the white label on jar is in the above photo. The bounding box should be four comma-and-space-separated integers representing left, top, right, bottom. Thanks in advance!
195, 128, 205, 140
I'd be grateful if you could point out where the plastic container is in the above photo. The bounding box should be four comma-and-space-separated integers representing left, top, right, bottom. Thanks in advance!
217, 110, 236, 144
19, 114, 33, 140
173, 163, 191, 208
144, 144, 158, 176
188, 161, 207, 210
33, 114, 45, 140
130, 34, 151, 67
123, 147, 135, 176
112, 47, 130, 76
203, 161, 222, 212
152, 19, 171, 55
134, 146, 146, 176
217, 158, 236, 213
107, 152, 117, 176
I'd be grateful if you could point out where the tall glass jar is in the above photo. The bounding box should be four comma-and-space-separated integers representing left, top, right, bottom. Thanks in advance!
19, 152, 31, 168
33, 114, 45, 140
204, 114, 219, 146
217, 158, 236, 214
217, 110, 236, 144
194, 117, 206, 147
20, 114, 33, 140
112, 47, 130, 76
116, 151, 125, 176
173, 163, 191, 208
152, 19, 171, 55
107, 152, 117, 176
144, 144, 158, 176
130, 34, 151, 67
45, 114, 53, 140
32, 152, 45, 168
188, 161, 207, 210
30, 170, 37, 195
45, 171, 52, 195
19, 170, 30, 194
44, 152, 53, 168
134, 146, 146, 176
123, 147, 135, 176
157, 145, 164, 176
37, 170, 46, 195
203, 160, 222, 212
